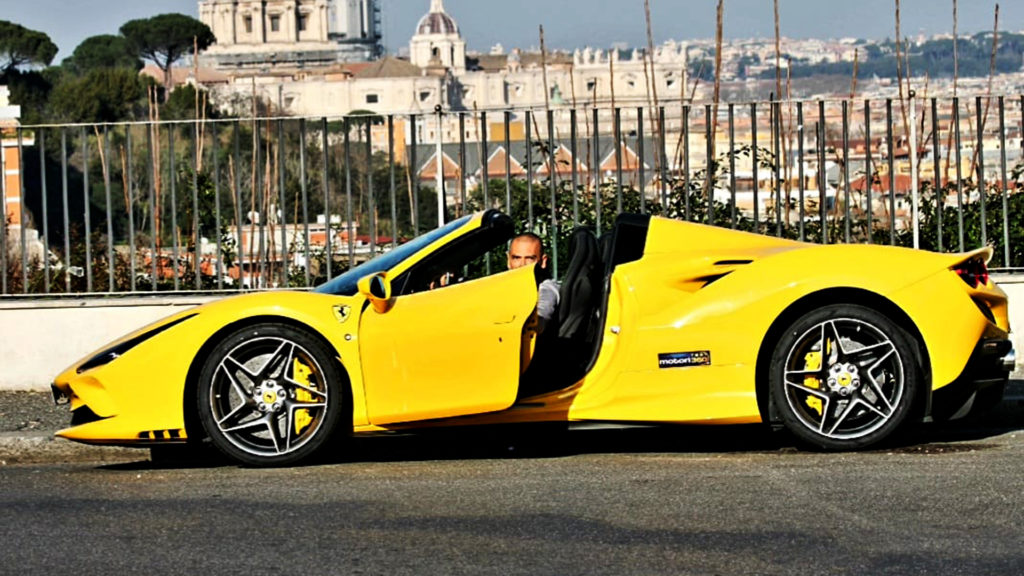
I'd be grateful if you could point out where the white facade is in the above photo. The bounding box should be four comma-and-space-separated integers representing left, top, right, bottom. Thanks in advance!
199, 0, 380, 69
204, 0, 692, 144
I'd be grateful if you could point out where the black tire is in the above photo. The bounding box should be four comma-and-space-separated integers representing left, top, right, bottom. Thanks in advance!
197, 323, 347, 467
769, 304, 921, 451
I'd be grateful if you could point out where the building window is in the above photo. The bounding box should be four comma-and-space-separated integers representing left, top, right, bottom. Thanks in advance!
298, 14, 309, 32
269, 15, 281, 33
419, 90, 433, 102
243, 16, 253, 34
366, 94, 379, 104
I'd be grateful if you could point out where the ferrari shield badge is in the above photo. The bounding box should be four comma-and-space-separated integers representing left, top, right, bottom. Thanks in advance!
333, 305, 351, 324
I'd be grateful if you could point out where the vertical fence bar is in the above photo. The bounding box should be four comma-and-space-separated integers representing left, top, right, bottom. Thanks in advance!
614, 108, 623, 214
683, 104, 691, 222
797, 101, 806, 242
750, 103, 757, 229
212, 122, 223, 290
953, 97, 965, 251
998, 96, 1010, 267
256, 120, 267, 287
547, 109, 558, 278
480, 111, 489, 212
167, 126, 178, 291
62, 129, 72, 293
192, 122, 201, 290
659, 107, 668, 209
435, 111, 445, 228
365, 118, 376, 259
571, 109, 581, 224
842, 100, 851, 243
39, 130, 50, 293
102, 126, 114, 292
277, 119, 287, 288
344, 118, 354, 266
976, 96, 987, 249
729, 103, 737, 228
818, 100, 828, 244
931, 98, 942, 252
81, 127, 92, 292
592, 108, 601, 235
322, 118, 333, 278
773, 101, 782, 236
0, 126, 6, 294
299, 119, 311, 287
77, 126, 91, 291
18, 128, 28, 293
886, 99, 896, 244
504, 110, 512, 211
457, 113, 466, 217
234, 120, 245, 288
126, 126, 137, 292
410, 114, 419, 237
909, 92, 920, 249
146, 124, 156, 291
864, 100, 873, 244
706, 104, 715, 226
637, 107, 645, 216
526, 111, 534, 229
387, 115, 397, 250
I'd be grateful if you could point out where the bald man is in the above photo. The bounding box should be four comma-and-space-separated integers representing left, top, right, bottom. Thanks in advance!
507, 232, 560, 334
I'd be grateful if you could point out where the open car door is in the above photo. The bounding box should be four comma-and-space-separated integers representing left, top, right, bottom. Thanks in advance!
358, 212, 538, 425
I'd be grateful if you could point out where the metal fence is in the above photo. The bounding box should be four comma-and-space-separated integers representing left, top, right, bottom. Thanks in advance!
2, 94, 1023, 296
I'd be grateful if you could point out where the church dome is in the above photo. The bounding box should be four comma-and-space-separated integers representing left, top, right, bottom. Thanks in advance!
416, 0, 459, 36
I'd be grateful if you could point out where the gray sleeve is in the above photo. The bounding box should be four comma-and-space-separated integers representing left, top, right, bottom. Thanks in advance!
536, 279, 561, 334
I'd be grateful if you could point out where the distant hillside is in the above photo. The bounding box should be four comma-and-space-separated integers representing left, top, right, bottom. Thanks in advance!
759, 32, 1024, 80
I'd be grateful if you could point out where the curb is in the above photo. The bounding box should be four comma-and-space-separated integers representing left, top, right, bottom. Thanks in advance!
0, 432, 143, 466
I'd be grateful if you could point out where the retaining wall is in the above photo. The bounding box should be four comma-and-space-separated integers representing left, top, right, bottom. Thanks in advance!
1, 277, 1021, 391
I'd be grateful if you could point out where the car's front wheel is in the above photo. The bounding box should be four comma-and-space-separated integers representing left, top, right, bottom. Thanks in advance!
769, 304, 921, 450
197, 323, 347, 466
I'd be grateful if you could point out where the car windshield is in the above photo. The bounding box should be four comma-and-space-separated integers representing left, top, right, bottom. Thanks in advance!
314, 214, 474, 296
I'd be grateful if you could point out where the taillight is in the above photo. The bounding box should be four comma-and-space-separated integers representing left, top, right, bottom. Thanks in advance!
953, 258, 989, 288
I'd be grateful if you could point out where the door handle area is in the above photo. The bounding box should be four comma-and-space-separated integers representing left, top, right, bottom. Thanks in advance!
492, 314, 517, 325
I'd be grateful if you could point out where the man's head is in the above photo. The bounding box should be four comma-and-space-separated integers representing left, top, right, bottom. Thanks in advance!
507, 232, 548, 270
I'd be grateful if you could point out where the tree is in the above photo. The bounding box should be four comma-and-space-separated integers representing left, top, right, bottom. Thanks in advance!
119, 13, 214, 99
0, 20, 57, 76
63, 35, 142, 75
49, 67, 148, 123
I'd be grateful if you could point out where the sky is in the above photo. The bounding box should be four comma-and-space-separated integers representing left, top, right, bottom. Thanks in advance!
6, 0, 1023, 62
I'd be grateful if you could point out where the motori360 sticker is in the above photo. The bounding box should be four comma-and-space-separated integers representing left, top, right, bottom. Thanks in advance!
658, 351, 711, 368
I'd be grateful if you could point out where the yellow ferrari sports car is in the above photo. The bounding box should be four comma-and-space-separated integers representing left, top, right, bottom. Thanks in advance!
51, 210, 1015, 466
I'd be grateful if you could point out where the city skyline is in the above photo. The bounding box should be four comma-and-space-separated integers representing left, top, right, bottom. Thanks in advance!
7, 0, 1023, 63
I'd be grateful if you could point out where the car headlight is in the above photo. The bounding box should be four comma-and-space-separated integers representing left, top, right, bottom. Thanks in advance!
76, 314, 198, 373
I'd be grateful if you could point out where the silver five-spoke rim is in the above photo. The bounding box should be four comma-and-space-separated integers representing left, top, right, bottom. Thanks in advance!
208, 336, 329, 457
783, 318, 905, 440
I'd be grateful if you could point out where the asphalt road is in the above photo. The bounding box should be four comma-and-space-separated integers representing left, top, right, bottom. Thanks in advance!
1, 386, 1023, 575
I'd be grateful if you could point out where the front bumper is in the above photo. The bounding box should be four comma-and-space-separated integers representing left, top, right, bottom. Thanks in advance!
931, 337, 1014, 421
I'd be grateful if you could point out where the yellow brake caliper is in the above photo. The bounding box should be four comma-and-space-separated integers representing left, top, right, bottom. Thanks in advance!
803, 348, 824, 416
292, 358, 316, 435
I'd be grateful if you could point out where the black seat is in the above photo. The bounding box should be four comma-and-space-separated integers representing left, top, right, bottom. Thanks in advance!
520, 227, 602, 398
556, 228, 602, 343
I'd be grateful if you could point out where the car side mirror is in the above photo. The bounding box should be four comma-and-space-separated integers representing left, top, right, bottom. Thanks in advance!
357, 273, 393, 313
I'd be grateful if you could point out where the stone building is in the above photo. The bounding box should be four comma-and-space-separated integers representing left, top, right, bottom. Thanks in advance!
198, 0, 381, 70
203, 0, 690, 134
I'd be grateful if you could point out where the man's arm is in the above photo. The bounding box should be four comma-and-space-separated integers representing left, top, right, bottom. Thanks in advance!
536, 279, 560, 334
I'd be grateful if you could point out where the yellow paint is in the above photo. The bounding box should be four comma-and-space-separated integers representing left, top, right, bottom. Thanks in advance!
52, 213, 1011, 448
293, 358, 314, 435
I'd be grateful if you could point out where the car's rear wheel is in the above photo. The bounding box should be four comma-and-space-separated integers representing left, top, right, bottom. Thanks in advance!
769, 304, 920, 450
197, 323, 346, 467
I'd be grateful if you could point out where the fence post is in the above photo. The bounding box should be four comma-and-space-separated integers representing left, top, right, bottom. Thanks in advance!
909, 90, 919, 250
